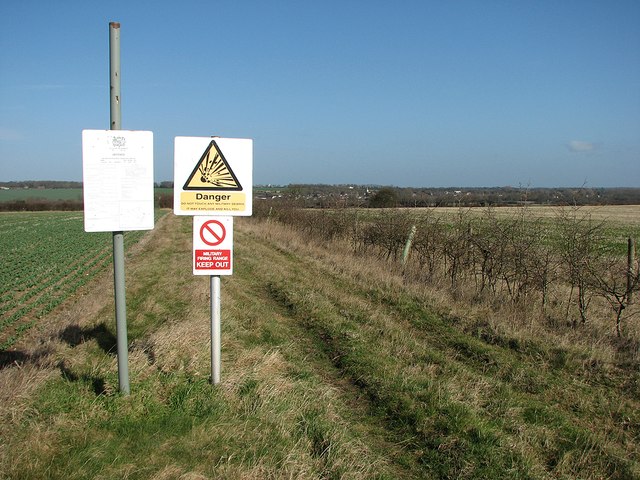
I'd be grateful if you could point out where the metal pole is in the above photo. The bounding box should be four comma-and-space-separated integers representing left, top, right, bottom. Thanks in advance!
110, 21, 129, 395
109, 22, 121, 130
211, 275, 221, 384
113, 231, 129, 394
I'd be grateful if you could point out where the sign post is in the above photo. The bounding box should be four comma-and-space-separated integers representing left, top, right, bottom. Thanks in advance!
175, 137, 251, 385
109, 21, 128, 395
192, 216, 233, 383
82, 22, 154, 395
82, 128, 153, 396
211, 275, 221, 384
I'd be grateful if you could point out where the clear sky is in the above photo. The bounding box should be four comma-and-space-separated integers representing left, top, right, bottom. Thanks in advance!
1, 0, 639, 187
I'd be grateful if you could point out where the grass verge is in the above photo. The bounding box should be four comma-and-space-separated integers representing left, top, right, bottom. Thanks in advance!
0, 214, 638, 479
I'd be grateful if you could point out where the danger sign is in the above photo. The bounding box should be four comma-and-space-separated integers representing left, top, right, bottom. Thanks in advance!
174, 137, 253, 216
193, 216, 233, 275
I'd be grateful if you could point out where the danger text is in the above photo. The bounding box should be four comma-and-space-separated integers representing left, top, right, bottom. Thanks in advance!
196, 193, 231, 201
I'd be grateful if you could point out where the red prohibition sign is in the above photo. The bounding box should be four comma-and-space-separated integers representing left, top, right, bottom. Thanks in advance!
200, 220, 226, 246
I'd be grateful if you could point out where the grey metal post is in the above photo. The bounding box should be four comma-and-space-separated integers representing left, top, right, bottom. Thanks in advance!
110, 21, 129, 395
211, 275, 221, 384
110, 22, 121, 130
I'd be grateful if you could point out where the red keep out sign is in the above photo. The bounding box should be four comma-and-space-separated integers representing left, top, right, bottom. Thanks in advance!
195, 250, 231, 270
193, 216, 233, 275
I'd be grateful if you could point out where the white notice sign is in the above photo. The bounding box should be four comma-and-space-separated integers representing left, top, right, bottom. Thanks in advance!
82, 130, 154, 232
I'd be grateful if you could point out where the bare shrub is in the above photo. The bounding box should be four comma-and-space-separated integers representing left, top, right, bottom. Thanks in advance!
156, 193, 173, 208
261, 203, 638, 348
412, 211, 445, 281
469, 209, 507, 299
442, 209, 475, 295
360, 211, 414, 261
556, 207, 604, 327
589, 252, 640, 337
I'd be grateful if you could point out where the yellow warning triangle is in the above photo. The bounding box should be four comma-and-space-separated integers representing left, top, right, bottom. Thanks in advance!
183, 140, 243, 191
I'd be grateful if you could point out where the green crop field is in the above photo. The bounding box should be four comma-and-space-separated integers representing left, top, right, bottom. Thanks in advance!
0, 211, 166, 349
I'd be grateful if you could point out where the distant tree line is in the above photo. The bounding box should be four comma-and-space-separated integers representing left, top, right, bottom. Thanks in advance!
0, 180, 83, 189
258, 185, 640, 208
1, 182, 639, 211
0, 180, 175, 189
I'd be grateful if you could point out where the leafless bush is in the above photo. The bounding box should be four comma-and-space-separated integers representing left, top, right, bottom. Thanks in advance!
441, 210, 475, 295
358, 211, 414, 261
589, 250, 640, 337
412, 212, 445, 281
556, 207, 604, 327
259, 203, 637, 342
469, 210, 508, 298
156, 193, 173, 208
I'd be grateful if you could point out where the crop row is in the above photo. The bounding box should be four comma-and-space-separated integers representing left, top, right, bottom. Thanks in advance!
0, 211, 165, 349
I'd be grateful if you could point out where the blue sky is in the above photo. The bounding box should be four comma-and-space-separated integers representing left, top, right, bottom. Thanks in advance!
1, 0, 639, 187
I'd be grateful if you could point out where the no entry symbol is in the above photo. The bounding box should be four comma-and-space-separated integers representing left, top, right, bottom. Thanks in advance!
200, 220, 226, 246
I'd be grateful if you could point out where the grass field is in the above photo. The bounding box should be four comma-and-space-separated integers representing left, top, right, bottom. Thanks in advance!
1, 209, 639, 479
